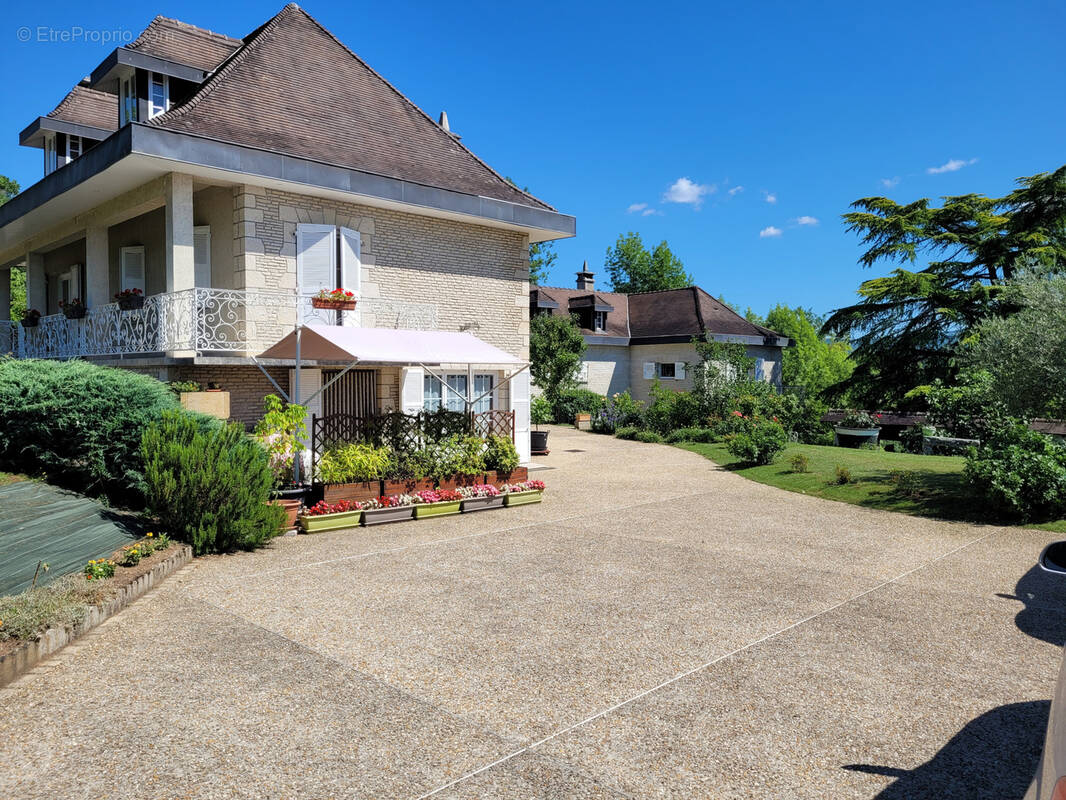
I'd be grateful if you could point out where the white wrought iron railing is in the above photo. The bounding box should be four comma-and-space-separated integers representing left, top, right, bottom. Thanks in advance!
13, 289, 438, 360
1, 320, 15, 357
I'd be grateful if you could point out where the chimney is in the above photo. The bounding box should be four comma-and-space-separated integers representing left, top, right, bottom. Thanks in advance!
438, 110, 461, 141
576, 260, 595, 291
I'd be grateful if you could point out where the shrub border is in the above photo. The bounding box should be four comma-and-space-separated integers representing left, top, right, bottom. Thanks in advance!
0, 544, 192, 689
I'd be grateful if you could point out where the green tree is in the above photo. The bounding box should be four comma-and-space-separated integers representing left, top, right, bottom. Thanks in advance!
763, 305, 853, 397
604, 232, 693, 293
0, 175, 22, 320
529, 312, 586, 402
0, 175, 18, 205
528, 240, 556, 285
822, 165, 1066, 406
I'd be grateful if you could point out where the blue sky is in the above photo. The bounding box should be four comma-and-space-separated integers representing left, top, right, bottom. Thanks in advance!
2, 0, 1063, 317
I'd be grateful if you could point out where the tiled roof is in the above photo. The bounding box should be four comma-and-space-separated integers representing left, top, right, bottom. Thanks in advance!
127, 15, 241, 72
46, 87, 117, 132
535, 286, 630, 338
150, 5, 551, 210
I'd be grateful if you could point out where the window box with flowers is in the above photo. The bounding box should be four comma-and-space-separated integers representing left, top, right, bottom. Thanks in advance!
412, 489, 462, 519
299, 499, 364, 533
20, 309, 41, 328
311, 288, 357, 310
458, 484, 504, 512
501, 479, 545, 507
361, 494, 415, 525
114, 288, 145, 310
834, 409, 882, 447
59, 299, 87, 319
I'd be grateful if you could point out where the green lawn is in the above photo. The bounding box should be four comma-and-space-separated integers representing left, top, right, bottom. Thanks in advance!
676, 441, 1066, 533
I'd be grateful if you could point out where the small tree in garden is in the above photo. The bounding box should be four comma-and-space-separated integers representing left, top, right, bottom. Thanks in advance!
530, 312, 586, 405
689, 337, 757, 419
253, 394, 307, 488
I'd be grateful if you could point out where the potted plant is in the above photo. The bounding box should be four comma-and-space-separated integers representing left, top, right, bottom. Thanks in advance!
114, 287, 145, 310
502, 479, 545, 507
361, 494, 415, 526
833, 409, 882, 447
458, 483, 504, 512
254, 394, 310, 526
20, 309, 41, 328
207, 382, 222, 392
412, 488, 462, 519
311, 288, 357, 310
383, 446, 437, 496
482, 434, 525, 486
299, 499, 364, 533
59, 298, 87, 319
530, 396, 552, 455
317, 442, 393, 503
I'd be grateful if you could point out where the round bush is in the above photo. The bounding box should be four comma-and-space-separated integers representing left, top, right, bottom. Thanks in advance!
633, 430, 664, 444
965, 424, 1066, 520
551, 389, 605, 424
726, 419, 788, 465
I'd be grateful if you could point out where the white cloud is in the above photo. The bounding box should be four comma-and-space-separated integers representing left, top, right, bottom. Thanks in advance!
795, 215, 819, 226
880, 176, 900, 188
763, 191, 777, 204
927, 157, 978, 175
626, 203, 648, 214
663, 177, 714, 207
759, 226, 783, 238
642, 208, 663, 217
728, 185, 744, 196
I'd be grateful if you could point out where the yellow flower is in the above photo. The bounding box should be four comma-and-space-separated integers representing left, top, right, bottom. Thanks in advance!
146, 532, 154, 537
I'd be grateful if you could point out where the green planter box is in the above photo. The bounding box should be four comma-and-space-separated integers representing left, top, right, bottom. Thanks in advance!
299, 510, 363, 533
414, 501, 461, 519
503, 490, 542, 507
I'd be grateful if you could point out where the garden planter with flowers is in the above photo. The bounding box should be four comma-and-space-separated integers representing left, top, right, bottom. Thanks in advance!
383, 477, 436, 496
299, 499, 363, 533
458, 484, 504, 512
502, 480, 545, 507
412, 489, 462, 519
115, 288, 145, 310
361, 495, 415, 525
833, 410, 882, 447
312, 288, 357, 311
322, 481, 381, 504
21, 309, 41, 328
484, 467, 527, 487
60, 299, 87, 319
436, 473, 482, 491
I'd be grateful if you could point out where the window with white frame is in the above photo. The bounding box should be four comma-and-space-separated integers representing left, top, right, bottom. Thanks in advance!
593, 310, 608, 331
148, 72, 169, 119
643, 361, 686, 381
59, 265, 81, 306
120, 246, 146, 294
119, 73, 137, 124
658, 362, 676, 379
43, 134, 57, 175
423, 373, 495, 413
65, 134, 82, 164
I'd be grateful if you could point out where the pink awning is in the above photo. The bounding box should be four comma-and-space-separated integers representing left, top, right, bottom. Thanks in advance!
257, 325, 524, 366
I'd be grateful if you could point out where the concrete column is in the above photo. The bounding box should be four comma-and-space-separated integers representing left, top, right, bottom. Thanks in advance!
26, 253, 45, 314
85, 226, 110, 308
165, 173, 195, 293
0, 268, 10, 320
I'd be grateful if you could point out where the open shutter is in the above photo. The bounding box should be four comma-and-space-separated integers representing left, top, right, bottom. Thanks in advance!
674, 362, 686, 380
120, 247, 146, 294
289, 367, 323, 448
296, 224, 335, 323
193, 226, 211, 287
339, 226, 361, 327
510, 369, 531, 464
401, 367, 424, 414
643, 362, 655, 380
755, 358, 766, 382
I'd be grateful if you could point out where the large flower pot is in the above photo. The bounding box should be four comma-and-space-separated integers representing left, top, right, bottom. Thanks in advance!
299, 509, 363, 533
362, 506, 415, 526
382, 478, 436, 496
437, 474, 481, 491
311, 298, 357, 311
414, 500, 461, 519
461, 496, 505, 513
117, 295, 145, 310
20, 318, 38, 328
271, 499, 302, 531
833, 426, 881, 448
484, 467, 528, 487
504, 490, 543, 507
62, 306, 87, 319
322, 481, 382, 504
575, 413, 592, 431
530, 430, 549, 455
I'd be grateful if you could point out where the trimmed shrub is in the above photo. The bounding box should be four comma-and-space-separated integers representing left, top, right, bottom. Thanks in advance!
551, 389, 605, 424
833, 465, 852, 485
789, 453, 810, 473
633, 430, 664, 444
614, 426, 641, 440
483, 434, 520, 473
0, 359, 179, 505
664, 427, 718, 443
726, 419, 788, 465
965, 424, 1066, 520
142, 410, 284, 555
317, 442, 394, 484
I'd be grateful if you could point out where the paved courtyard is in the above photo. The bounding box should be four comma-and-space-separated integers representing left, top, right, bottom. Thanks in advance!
2, 426, 1064, 799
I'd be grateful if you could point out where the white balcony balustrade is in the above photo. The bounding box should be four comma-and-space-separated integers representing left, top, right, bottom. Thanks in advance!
5, 289, 438, 360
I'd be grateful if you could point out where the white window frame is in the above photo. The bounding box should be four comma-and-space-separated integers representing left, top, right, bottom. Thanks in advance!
193, 226, 211, 287
119, 246, 147, 294
43, 133, 57, 175
120, 72, 137, 124
657, 362, 677, 380
593, 310, 607, 331
148, 72, 169, 119
423, 372, 496, 413
59, 265, 81, 306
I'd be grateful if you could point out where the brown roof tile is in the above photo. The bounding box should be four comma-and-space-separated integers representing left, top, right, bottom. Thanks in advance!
535, 286, 630, 338
46, 86, 117, 132
150, 5, 551, 210
127, 15, 241, 72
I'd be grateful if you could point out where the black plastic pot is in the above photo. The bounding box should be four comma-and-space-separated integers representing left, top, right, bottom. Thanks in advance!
531, 430, 550, 455
271, 485, 311, 504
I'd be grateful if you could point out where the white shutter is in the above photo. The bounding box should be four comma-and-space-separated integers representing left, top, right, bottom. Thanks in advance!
643, 362, 655, 379
576, 362, 589, 383
120, 247, 146, 294
193, 226, 211, 287
755, 358, 766, 382
401, 367, 425, 414
510, 369, 531, 465
289, 368, 322, 449
674, 362, 686, 380
339, 226, 361, 327
296, 224, 336, 292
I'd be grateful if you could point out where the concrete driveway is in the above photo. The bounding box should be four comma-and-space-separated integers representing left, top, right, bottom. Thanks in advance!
2, 426, 1064, 799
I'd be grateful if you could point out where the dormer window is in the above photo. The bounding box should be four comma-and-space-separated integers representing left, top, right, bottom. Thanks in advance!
148, 72, 169, 118
66, 135, 82, 163
43, 133, 57, 175
120, 73, 137, 124
593, 310, 607, 331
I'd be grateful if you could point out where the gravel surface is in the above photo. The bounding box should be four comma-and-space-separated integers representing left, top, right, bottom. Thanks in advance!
1, 426, 1063, 799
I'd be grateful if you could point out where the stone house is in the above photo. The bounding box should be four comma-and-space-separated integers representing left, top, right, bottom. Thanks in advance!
530, 267, 788, 404
0, 6, 575, 462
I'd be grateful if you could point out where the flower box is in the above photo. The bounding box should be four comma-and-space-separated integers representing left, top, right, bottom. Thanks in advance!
117, 295, 145, 311
414, 500, 461, 519
299, 509, 363, 533
484, 467, 527, 486
362, 505, 415, 526
382, 478, 436, 496
322, 481, 382, 504
503, 490, 542, 507
437, 474, 482, 491
20, 318, 38, 328
61, 305, 87, 319
461, 495, 505, 513
311, 298, 357, 311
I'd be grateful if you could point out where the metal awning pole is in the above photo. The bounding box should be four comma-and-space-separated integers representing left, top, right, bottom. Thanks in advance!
251, 356, 290, 402
292, 324, 302, 486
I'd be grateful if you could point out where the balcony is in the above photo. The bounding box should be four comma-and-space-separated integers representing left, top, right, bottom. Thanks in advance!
1, 289, 438, 360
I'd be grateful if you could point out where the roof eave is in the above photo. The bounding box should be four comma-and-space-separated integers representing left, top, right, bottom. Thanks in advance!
89, 47, 209, 90
19, 116, 115, 148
